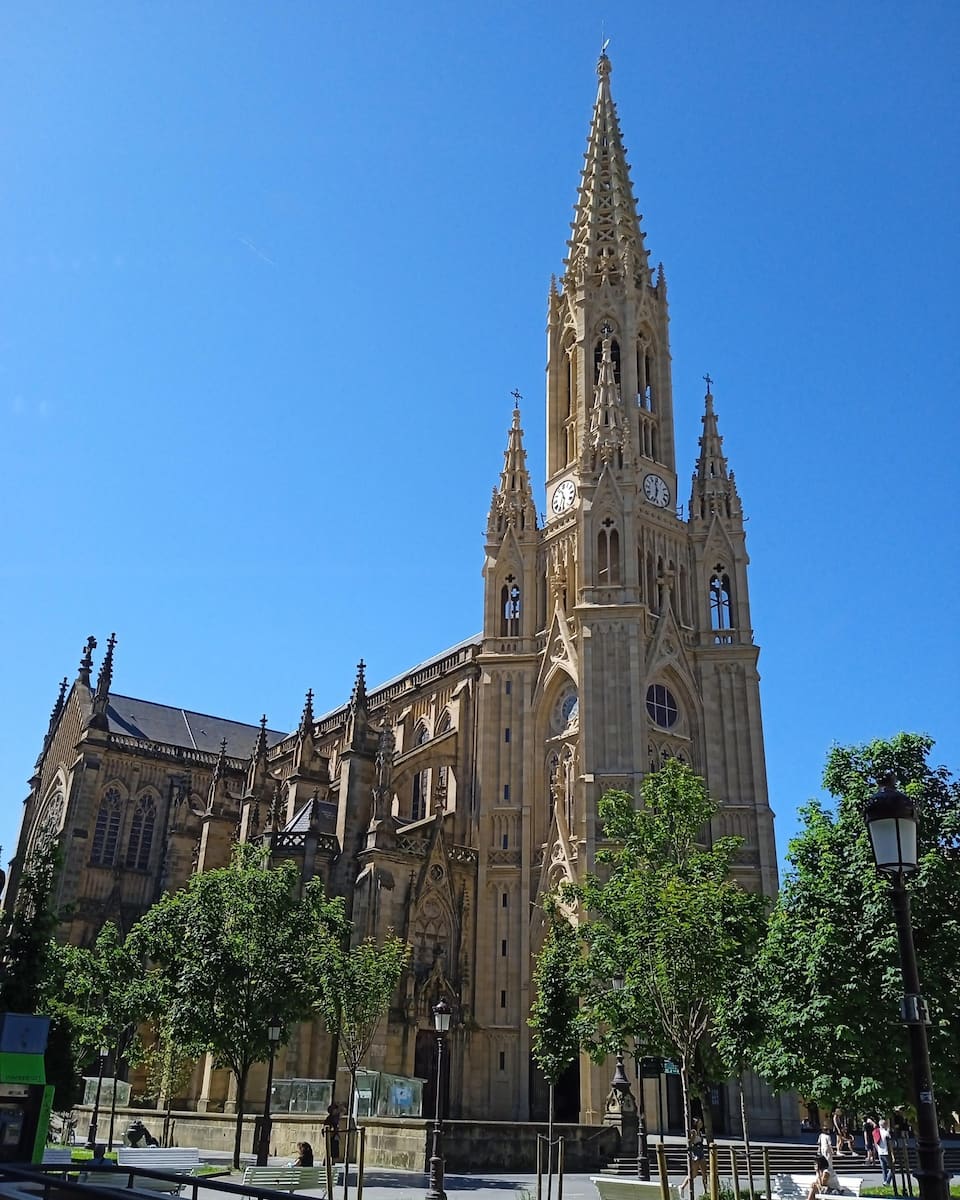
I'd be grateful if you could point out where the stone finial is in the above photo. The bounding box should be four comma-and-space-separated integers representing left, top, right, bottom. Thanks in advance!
350, 661, 367, 710
300, 689, 315, 733
94, 633, 117, 704
77, 635, 97, 687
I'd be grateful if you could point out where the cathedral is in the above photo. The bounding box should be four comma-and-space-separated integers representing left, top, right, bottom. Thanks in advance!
8, 53, 786, 1134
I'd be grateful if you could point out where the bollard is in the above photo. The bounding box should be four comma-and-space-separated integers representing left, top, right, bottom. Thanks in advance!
709, 1144, 719, 1200
656, 1143, 670, 1200
729, 1146, 740, 1199
763, 1147, 771, 1200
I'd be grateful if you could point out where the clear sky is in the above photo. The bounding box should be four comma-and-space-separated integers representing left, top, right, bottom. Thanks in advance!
2, 1, 958, 879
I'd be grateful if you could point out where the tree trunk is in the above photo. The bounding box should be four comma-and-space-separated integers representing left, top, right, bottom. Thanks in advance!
343, 1066, 358, 1200
107, 1073, 119, 1150
547, 1081, 555, 1200
679, 1058, 692, 1147
738, 1074, 755, 1196
232, 1067, 248, 1170
699, 1086, 715, 1146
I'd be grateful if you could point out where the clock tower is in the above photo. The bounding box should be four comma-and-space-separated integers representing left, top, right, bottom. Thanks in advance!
476, 50, 781, 1129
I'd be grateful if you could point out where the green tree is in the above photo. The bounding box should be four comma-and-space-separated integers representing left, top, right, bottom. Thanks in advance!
570, 762, 768, 1147
529, 902, 582, 1185
48, 923, 151, 1146
131, 846, 346, 1167
312, 933, 409, 1127
755, 733, 960, 1113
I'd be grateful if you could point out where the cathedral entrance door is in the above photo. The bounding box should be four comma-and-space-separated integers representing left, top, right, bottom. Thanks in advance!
415, 1029, 449, 1120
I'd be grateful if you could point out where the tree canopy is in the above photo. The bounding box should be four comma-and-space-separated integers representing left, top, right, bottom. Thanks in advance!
568, 761, 768, 1143
754, 733, 960, 1113
311, 931, 410, 1129
130, 846, 346, 1165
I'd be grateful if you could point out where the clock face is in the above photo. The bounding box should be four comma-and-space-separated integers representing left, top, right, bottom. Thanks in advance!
551, 479, 577, 514
643, 473, 671, 508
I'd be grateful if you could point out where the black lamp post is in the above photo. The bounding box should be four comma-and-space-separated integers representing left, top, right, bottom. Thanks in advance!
864, 775, 948, 1200
611, 974, 649, 1181
256, 1020, 283, 1166
86, 1044, 109, 1148
424, 998, 452, 1200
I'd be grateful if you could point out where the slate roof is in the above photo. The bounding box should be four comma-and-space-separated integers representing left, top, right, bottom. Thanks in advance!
106, 694, 289, 759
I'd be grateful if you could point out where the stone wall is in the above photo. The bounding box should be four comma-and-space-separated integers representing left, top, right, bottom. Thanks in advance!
77, 1107, 619, 1172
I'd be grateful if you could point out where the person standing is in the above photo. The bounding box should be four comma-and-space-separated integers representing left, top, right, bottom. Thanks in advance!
817, 1126, 834, 1166
322, 1102, 341, 1162
862, 1116, 877, 1165
876, 1118, 893, 1184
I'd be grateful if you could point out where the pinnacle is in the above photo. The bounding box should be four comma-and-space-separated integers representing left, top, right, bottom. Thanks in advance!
488, 397, 537, 536
565, 53, 651, 292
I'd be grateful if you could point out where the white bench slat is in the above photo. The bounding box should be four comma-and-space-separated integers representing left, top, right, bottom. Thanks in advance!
240, 1166, 328, 1195
767, 1174, 865, 1200
592, 1177, 682, 1200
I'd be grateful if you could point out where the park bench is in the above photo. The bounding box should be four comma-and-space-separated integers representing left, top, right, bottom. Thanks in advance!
40, 1149, 73, 1168
240, 1166, 329, 1196
765, 1173, 865, 1200
81, 1149, 202, 1195
592, 1177, 682, 1200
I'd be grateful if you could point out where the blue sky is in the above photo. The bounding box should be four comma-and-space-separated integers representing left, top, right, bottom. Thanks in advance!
2, 1, 958, 879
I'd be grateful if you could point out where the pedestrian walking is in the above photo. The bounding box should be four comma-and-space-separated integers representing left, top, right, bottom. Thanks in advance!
876, 1118, 893, 1184
678, 1117, 709, 1198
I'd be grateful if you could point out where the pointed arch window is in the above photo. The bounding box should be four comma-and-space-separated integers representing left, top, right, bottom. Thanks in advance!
436, 710, 452, 735
91, 787, 123, 866
415, 723, 429, 746
709, 568, 733, 631
500, 576, 521, 637
412, 770, 429, 821
597, 520, 621, 585
126, 792, 156, 870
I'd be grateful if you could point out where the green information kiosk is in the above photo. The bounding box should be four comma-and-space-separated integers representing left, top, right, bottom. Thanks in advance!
0, 1013, 54, 1163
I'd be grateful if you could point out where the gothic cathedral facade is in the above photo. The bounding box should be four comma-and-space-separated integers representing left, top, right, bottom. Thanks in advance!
8, 54, 785, 1133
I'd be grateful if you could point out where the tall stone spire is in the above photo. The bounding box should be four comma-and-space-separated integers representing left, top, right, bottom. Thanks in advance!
587, 330, 630, 468
88, 633, 116, 731
487, 399, 537, 537
565, 52, 651, 292
688, 380, 742, 525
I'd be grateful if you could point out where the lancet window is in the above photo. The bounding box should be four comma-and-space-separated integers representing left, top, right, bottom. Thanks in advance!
125, 792, 156, 870
412, 770, 429, 821
597, 520, 621, 585
91, 787, 123, 866
500, 577, 521, 637
709, 567, 733, 637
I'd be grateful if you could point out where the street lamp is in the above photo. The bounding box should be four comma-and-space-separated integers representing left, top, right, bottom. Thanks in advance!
611, 975, 649, 1181
86, 1044, 109, 1148
424, 998, 452, 1200
256, 1020, 283, 1166
864, 775, 948, 1200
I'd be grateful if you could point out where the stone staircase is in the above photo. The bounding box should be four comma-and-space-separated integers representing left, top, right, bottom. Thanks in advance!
603, 1144, 880, 1179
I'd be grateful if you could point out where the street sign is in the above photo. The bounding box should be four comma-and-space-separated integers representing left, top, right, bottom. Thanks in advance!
663, 1059, 679, 1076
